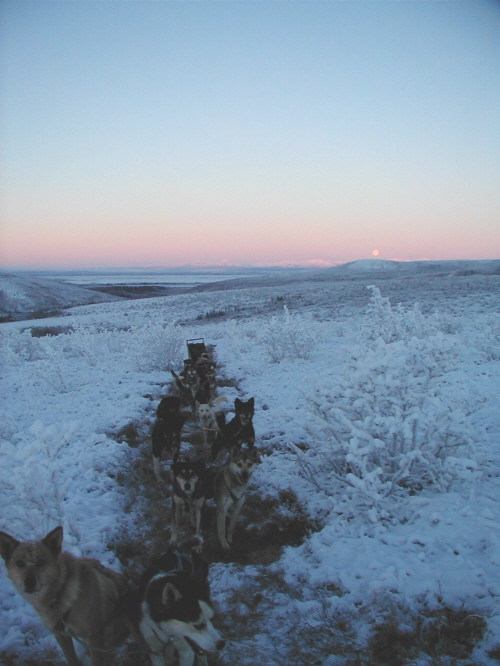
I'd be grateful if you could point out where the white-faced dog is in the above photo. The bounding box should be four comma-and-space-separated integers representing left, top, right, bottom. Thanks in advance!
195, 395, 228, 447
137, 551, 225, 666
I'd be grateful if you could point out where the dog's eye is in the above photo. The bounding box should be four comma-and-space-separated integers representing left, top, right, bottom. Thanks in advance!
36, 558, 46, 568
15, 560, 26, 568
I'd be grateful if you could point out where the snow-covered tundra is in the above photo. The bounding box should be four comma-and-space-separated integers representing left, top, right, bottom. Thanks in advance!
0, 260, 499, 665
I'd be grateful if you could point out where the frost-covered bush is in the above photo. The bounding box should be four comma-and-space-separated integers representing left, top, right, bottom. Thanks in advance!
68, 324, 128, 365
471, 313, 500, 361
1, 328, 46, 363
0, 421, 129, 546
362, 285, 436, 344
259, 305, 316, 363
297, 303, 481, 523
132, 321, 183, 371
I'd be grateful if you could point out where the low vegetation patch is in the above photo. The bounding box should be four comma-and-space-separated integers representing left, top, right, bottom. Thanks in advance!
369, 607, 487, 666
30, 325, 73, 337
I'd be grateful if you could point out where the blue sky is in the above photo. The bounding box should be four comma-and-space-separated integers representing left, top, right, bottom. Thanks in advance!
1, 1, 499, 269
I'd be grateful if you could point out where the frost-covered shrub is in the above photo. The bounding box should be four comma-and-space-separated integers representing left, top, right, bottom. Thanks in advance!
3, 328, 46, 363
132, 321, 183, 371
259, 305, 316, 363
471, 313, 500, 361
68, 324, 128, 365
299, 331, 481, 523
0, 421, 129, 543
31, 346, 72, 393
362, 285, 436, 344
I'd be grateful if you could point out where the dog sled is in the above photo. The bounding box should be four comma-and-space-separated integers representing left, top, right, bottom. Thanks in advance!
186, 338, 208, 362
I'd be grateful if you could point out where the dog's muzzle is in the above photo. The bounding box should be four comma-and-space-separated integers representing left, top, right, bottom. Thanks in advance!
184, 636, 206, 656
23, 570, 38, 594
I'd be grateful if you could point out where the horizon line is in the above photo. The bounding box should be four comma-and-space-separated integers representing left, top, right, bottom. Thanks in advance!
2, 257, 499, 274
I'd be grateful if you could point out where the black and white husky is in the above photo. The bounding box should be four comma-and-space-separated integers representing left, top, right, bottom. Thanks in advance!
137, 551, 225, 666
170, 461, 207, 547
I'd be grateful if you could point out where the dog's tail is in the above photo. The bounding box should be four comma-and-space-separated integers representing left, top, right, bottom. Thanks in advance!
213, 395, 229, 410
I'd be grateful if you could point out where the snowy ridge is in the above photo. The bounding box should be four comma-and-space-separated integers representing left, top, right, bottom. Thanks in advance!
0, 273, 123, 320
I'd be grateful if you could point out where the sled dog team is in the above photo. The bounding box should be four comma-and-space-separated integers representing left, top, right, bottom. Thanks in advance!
0, 346, 260, 665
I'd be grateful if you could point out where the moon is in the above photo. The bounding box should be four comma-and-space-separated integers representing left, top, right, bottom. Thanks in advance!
372, 249, 380, 256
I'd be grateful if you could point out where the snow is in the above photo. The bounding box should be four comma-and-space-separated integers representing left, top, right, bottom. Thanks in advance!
0, 261, 499, 664
0, 273, 122, 319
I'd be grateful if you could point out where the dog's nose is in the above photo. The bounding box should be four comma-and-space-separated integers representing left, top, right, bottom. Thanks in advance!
184, 482, 191, 491
216, 639, 226, 650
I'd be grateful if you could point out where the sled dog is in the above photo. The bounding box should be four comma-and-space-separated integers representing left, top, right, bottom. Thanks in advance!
211, 397, 255, 461
171, 364, 200, 409
137, 550, 225, 666
208, 446, 261, 550
0, 526, 129, 666
152, 395, 186, 481
170, 461, 207, 547
195, 395, 228, 447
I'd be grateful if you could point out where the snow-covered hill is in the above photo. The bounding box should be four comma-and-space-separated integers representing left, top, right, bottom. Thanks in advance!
0, 273, 123, 320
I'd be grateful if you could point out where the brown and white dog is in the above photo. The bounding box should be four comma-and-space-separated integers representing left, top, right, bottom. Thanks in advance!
206, 446, 261, 550
0, 526, 129, 666
171, 362, 201, 410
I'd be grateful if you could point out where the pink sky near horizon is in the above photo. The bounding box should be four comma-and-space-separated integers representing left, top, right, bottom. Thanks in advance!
1, 2, 499, 271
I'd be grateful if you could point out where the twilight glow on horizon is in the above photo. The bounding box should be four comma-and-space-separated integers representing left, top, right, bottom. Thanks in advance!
1, 1, 499, 270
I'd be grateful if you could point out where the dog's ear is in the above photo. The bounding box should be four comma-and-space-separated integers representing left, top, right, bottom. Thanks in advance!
162, 581, 182, 607
234, 398, 242, 409
42, 526, 63, 557
0, 532, 20, 564
230, 446, 239, 460
248, 397, 255, 409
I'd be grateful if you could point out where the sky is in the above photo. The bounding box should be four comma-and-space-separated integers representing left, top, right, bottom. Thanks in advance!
1, 1, 499, 271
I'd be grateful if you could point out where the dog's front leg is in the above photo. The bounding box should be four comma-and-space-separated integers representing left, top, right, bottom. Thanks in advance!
53, 630, 80, 666
216, 502, 231, 550
170, 497, 184, 545
226, 495, 246, 546
153, 455, 163, 483
190, 498, 205, 546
